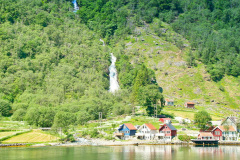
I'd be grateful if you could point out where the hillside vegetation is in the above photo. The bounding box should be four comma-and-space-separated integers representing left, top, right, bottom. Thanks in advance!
0, 0, 239, 131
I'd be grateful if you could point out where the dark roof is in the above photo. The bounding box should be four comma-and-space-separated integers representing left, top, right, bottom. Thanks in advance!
166, 123, 177, 131
159, 123, 177, 131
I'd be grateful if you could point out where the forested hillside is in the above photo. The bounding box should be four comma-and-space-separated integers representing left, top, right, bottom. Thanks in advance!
77, 0, 240, 81
0, 0, 239, 129
0, 0, 121, 128
0, 0, 163, 130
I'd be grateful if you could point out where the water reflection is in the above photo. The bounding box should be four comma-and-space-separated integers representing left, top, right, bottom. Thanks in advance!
0, 145, 239, 160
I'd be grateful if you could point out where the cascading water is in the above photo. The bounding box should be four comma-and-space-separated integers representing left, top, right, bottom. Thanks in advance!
100, 39, 120, 93
72, 0, 79, 12
109, 53, 120, 93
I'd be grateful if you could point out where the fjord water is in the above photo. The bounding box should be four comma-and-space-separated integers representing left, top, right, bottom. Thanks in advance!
1, 145, 239, 160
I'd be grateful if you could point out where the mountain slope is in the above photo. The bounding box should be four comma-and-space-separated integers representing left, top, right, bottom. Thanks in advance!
115, 19, 240, 118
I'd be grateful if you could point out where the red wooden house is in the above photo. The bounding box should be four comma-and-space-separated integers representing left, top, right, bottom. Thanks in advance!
185, 102, 195, 108
157, 123, 177, 141
159, 118, 171, 124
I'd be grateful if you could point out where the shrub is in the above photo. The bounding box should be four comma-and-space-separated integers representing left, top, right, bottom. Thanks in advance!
178, 135, 192, 142
62, 134, 75, 142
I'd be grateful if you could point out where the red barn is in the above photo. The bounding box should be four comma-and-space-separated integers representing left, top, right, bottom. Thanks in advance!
159, 118, 171, 124
185, 102, 195, 108
158, 123, 177, 141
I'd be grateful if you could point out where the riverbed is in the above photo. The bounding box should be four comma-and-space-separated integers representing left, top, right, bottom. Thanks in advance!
1, 145, 239, 160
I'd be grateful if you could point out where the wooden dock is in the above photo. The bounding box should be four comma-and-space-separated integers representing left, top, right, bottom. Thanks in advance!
191, 139, 219, 145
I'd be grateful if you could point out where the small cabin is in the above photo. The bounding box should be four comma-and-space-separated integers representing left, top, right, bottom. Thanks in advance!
165, 98, 174, 106
185, 102, 195, 108
115, 123, 137, 139
157, 123, 177, 141
159, 118, 171, 124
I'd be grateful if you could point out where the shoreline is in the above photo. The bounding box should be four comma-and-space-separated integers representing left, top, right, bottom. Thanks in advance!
2, 139, 240, 148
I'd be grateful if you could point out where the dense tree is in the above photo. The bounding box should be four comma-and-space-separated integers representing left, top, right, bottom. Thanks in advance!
194, 110, 212, 130
0, 99, 12, 117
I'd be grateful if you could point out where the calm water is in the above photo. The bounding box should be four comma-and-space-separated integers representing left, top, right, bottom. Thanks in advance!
0, 145, 239, 160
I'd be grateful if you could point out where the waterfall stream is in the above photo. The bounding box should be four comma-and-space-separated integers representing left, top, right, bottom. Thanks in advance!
109, 53, 120, 93
72, 0, 79, 12
100, 39, 120, 93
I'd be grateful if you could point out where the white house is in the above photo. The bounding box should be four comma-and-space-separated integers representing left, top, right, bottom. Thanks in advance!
135, 123, 158, 140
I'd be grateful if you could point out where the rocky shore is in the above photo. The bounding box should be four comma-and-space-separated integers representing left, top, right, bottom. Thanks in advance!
2, 138, 240, 148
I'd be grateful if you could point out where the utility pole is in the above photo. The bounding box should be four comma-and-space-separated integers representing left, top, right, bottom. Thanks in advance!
99, 112, 102, 127
132, 105, 135, 116
154, 104, 157, 119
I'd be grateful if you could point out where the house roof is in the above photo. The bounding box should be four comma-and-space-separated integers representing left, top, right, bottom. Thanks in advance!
186, 102, 195, 104
221, 117, 236, 125
165, 98, 174, 102
145, 123, 157, 130
159, 123, 177, 131
200, 126, 215, 132
199, 132, 213, 137
124, 123, 137, 130
218, 126, 236, 132
159, 118, 171, 122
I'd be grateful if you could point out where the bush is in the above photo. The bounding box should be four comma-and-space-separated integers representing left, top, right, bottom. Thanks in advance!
12, 109, 26, 121
88, 129, 99, 138
62, 134, 75, 142
104, 135, 114, 140
219, 85, 225, 92
178, 135, 192, 142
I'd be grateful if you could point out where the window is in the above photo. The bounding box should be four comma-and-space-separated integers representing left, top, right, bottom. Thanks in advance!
167, 131, 170, 134
165, 126, 168, 129
215, 131, 220, 135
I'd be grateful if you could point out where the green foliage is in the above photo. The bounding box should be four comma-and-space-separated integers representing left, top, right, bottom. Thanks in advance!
12, 109, 26, 121
62, 134, 75, 142
104, 135, 114, 140
0, 99, 12, 117
194, 110, 212, 130
219, 85, 225, 92
77, 0, 176, 41
178, 135, 196, 142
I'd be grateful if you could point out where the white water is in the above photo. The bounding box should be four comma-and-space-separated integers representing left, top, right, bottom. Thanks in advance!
100, 39, 120, 93
109, 53, 120, 93
72, 0, 79, 12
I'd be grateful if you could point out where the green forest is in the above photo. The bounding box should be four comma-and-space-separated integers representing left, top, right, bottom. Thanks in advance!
0, 0, 239, 130
0, 0, 163, 130
77, 0, 240, 81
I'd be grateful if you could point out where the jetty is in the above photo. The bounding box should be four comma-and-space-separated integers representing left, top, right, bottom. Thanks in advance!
191, 139, 219, 145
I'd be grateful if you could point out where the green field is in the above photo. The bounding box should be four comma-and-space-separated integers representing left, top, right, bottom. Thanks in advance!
3, 130, 59, 143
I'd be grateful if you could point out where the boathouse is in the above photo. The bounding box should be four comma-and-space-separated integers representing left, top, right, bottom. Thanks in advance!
198, 132, 213, 140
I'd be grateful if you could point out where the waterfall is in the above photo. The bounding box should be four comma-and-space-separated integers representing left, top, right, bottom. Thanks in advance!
72, 0, 79, 12
100, 39, 120, 93
109, 53, 120, 93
